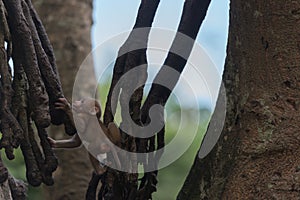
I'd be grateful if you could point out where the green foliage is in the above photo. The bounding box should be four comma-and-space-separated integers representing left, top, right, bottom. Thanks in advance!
1, 148, 42, 199
153, 106, 210, 199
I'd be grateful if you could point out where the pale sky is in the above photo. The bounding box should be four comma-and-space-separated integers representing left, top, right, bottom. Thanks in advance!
91, 0, 229, 108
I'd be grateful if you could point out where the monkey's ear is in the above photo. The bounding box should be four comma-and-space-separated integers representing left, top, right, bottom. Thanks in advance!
89, 106, 98, 116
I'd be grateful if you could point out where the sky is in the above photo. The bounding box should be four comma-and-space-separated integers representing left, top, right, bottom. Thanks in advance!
91, 0, 230, 109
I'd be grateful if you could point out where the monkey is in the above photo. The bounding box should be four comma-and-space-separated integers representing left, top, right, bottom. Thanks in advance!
48, 97, 121, 175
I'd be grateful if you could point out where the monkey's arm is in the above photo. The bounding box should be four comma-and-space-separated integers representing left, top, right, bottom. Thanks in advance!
88, 153, 106, 175
107, 122, 121, 169
55, 98, 87, 133
55, 98, 75, 127
107, 122, 121, 146
48, 134, 82, 148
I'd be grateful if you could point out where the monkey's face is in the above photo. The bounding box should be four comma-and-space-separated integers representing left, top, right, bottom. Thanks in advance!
72, 98, 102, 118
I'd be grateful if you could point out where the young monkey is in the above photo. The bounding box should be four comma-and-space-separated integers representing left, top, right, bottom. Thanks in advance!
48, 97, 121, 175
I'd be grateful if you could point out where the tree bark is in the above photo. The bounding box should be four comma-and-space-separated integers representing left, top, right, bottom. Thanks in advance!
101, 1, 161, 199
33, 0, 95, 199
178, 0, 300, 199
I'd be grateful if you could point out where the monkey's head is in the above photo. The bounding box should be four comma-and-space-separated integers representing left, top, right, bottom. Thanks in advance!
72, 97, 102, 119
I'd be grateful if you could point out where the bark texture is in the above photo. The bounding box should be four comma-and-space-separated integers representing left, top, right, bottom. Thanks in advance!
33, 0, 96, 199
178, 0, 300, 199
0, 0, 70, 195
101, 1, 161, 199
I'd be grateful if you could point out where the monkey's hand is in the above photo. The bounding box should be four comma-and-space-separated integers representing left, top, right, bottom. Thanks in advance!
55, 98, 74, 126
55, 98, 71, 112
47, 137, 57, 148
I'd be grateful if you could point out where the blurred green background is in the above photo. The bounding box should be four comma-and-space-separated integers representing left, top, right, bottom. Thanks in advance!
2, 81, 210, 200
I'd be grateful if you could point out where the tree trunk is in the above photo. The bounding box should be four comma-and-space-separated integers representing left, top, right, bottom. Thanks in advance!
33, 0, 95, 199
0, 181, 12, 200
178, 0, 300, 199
